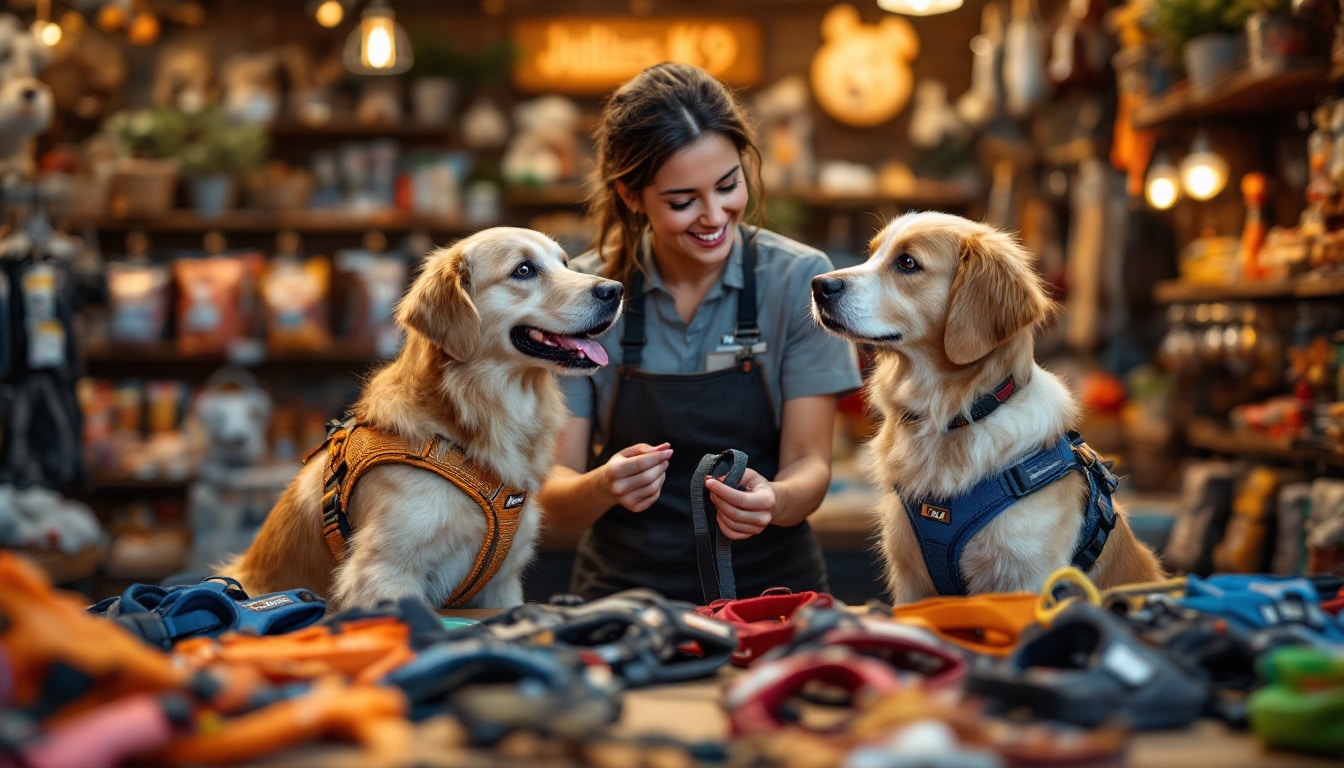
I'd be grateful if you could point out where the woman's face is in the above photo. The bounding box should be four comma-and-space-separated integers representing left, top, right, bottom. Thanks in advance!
629, 133, 748, 270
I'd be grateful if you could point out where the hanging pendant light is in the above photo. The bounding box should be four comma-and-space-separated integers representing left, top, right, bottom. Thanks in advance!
309, 0, 348, 28
1179, 129, 1229, 202
877, 0, 963, 16
343, 0, 413, 75
31, 0, 62, 47
1144, 151, 1181, 210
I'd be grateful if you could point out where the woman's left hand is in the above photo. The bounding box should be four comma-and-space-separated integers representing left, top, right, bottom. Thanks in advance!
705, 468, 775, 540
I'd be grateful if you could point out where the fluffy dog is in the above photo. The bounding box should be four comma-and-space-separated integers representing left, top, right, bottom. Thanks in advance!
226, 227, 622, 609
811, 212, 1162, 604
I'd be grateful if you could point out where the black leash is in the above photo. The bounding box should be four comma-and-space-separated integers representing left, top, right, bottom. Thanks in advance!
691, 449, 748, 603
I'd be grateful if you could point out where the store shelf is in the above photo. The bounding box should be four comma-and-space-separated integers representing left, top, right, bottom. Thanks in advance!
779, 181, 977, 211
1152, 273, 1344, 303
89, 471, 192, 491
266, 120, 459, 142
1132, 63, 1329, 130
18, 544, 106, 585
1186, 418, 1344, 469
69, 210, 474, 235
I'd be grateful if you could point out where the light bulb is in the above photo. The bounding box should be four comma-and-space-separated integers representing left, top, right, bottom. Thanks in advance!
1146, 171, 1180, 210
343, 1, 413, 76
364, 21, 394, 69
1179, 131, 1229, 202
877, 0, 963, 15
32, 19, 61, 47
314, 0, 344, 28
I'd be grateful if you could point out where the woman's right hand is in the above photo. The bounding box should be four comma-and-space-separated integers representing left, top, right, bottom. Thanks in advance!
602, 442, 673, 512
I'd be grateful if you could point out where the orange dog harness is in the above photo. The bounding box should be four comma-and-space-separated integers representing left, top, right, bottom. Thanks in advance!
315, 421, 528, 608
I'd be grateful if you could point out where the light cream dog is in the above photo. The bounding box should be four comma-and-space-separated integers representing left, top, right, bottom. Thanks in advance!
811, 211, 1163, 604
227, 227, 622, 609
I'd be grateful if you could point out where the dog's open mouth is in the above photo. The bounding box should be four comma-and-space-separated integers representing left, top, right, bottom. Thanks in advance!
511, 324, 611, 369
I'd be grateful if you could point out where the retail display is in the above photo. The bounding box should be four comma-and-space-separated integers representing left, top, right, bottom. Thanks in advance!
0, 0, 1342, 765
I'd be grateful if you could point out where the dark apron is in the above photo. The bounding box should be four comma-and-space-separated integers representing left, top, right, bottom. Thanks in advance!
570, 230, 829, 604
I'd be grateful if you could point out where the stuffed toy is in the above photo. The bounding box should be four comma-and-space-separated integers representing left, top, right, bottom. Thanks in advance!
754, 75, 815, 192
221, 49, 282, 124
501, 95, 582, 187
0, 13, 55, 179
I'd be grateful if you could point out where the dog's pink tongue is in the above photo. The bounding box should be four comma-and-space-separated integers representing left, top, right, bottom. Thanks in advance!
558, 336, 608, 366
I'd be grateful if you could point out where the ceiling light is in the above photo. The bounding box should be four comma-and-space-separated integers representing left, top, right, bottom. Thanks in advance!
1179, 130, 1229, 202
312, 0, 346, 28
877, 0, 963, 16
1145, 153, 1181, 210
343, 0, 413, 75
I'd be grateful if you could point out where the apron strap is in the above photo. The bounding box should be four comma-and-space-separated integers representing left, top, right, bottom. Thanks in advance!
620, 226, 759, 368
691, 449, 748, 603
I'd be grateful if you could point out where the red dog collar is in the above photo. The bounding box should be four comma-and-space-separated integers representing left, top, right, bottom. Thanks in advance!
696, 588, 834, 666
722, 649, 903, 735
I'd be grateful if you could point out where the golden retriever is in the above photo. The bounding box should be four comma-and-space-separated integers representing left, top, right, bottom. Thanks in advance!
225, 227, 622, 609
810, 212, 1163, 604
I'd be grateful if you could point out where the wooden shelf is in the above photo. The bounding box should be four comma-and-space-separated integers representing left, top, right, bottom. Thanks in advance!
69, 210, 474, 235
18, 545, 106, 585
1152, 273, 1344, 303
84, 340, 385, 365
779, 181, 977, 211
1186, 419, 1344, 468
266, 120, 459, 142
1132, 63, 1329, 130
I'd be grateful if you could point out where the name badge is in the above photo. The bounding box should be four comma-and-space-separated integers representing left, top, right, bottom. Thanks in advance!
705, 341, 767, 372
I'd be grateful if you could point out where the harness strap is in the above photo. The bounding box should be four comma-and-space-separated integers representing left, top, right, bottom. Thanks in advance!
317, 422, 529, 608
899, 431, 1118, 596
691, 449, 748, 604
620, 226, 759, 372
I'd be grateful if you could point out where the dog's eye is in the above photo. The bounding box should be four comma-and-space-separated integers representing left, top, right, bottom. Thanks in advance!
895, 253, 920, 273
511, 262, 536, 279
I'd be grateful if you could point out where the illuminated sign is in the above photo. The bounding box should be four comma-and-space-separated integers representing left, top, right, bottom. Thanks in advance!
512, 17, 761, 94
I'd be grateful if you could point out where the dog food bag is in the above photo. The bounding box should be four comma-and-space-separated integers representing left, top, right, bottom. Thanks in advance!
335, 249, 407, 358
107, 260, 171, 344
262, 255, 333, 353
1164, 459, 1239, 575
1271, 482, 1313, 576
1307, 478, 1344, 576
174, 257, 245, 357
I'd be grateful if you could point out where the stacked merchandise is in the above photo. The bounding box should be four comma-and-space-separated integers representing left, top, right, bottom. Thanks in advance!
0, 188, 106, 562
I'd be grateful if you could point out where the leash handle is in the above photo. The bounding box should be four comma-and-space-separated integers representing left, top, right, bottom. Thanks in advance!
691, 449, 748, 604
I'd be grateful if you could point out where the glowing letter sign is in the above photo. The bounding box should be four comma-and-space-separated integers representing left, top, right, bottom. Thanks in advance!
513, 17, 761, 94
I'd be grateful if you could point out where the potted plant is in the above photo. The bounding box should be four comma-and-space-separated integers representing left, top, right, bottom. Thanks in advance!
1148, 0, 1246, 93
103, 106, 191, 217
176, 107, 268, 217
1230, 0, 1316, 71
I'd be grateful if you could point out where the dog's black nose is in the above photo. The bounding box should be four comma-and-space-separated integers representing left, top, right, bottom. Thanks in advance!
812, 275, 845, 302
21, 87, 38, 103
593, 281, 622, 304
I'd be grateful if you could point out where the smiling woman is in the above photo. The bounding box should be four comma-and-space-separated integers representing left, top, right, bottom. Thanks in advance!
537, 62, 864, 606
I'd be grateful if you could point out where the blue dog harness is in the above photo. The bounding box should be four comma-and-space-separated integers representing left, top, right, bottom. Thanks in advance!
897, 430, 1119, 596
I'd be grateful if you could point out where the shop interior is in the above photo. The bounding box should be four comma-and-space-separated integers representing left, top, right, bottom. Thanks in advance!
2, 0, 1344, 765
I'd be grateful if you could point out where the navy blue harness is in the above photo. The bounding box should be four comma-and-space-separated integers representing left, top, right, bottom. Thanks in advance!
897, 429, 1119, 596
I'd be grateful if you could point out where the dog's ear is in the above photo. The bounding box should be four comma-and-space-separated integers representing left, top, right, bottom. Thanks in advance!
395, 244, 480, 360
943, 227, 1054, 366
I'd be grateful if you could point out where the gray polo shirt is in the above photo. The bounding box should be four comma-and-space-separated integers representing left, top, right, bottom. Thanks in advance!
559, 227, 863, 438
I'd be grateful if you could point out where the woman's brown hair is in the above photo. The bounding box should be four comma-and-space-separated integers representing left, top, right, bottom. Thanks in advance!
585, 62, 764, 283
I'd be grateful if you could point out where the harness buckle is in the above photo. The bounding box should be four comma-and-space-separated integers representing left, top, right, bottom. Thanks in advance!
1003, 464, 1031, 497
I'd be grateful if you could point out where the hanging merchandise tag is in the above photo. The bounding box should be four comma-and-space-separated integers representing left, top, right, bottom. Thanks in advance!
22, 265, 65, 369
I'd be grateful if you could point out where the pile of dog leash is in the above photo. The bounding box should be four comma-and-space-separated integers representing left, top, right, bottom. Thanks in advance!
4, 551, 1344, 767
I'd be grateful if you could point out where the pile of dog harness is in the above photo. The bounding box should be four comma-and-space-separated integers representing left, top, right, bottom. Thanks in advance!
9, 549, 1344, 766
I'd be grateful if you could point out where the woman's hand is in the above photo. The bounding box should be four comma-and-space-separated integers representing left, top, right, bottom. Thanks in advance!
705, 468, 776, 540
602, 442, 673, 512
